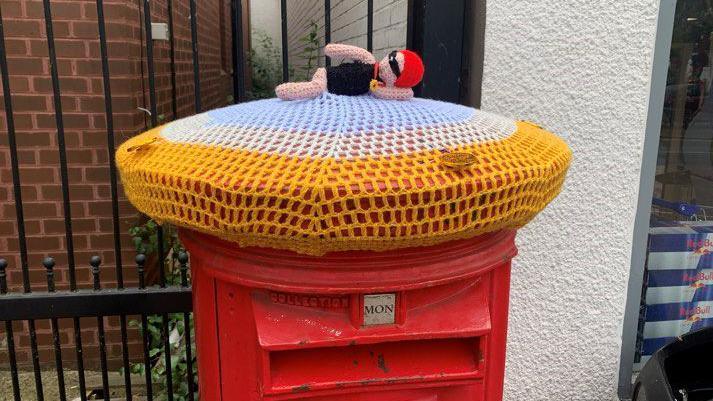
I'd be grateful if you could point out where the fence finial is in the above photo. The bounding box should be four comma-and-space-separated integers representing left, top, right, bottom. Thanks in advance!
136, 254, 147, 289
43, 257, 56, 292
90, 256, 102, 290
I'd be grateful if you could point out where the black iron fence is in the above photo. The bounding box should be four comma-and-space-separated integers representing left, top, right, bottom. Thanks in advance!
0, 0, 472, 400
0, 0, 206, 398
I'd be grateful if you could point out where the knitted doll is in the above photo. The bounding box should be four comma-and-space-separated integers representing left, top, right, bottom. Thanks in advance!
275, 43, 425, 101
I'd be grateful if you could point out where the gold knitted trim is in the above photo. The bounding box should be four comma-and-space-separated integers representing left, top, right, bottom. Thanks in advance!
116, 121, 571, 255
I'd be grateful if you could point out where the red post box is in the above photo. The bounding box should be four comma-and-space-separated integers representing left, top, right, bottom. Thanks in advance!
116, 92, 571, 400
181, 229, 517, 401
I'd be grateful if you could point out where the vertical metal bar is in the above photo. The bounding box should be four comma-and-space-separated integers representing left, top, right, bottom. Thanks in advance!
0, 0, 30, 293
167, 0, 178, 118
96, 2, 132, 397
96, 0, 123, 288
137, 254, 146, 290
157, 238, 172, 400
137, 254, 153, 401
157, 228, 166, 287
3, 5, 45, 375
162, 312, 174, 401
142, 10, 167, 373
0, 259, 21, 401
281, 0, 289, 82
142, 0, 158, 127
405, 0, 466, 101
406, 0, 415, 49
28, 318, 44, 401
324, 0, 331, 67
230, 0, 246, 103
91, 256, 111, 401
118, 314, 131, 401
178, 252, 194, 401
366, 0, 373, 53
73, 315, 87, 401
42, 0, 77, 288
140, 312, 153, 401
2, 320, 21, 401
189, 0, 201, 113
43, 257, 67, 401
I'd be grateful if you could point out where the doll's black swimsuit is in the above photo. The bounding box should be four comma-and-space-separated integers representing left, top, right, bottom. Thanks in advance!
326, 62, 375, 96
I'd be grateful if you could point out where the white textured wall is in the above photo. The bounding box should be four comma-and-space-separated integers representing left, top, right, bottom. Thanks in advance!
480, 1, 660, 399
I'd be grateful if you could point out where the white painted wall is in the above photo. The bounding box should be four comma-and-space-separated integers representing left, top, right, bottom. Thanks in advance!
480, 1, 660, 399
250, 0, 282, 49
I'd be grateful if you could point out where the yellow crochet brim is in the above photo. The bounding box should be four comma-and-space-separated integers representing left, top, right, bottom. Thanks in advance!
116, 121, 571, 255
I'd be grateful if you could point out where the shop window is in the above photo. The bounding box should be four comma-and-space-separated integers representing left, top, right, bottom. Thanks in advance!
622, 2, 713, 395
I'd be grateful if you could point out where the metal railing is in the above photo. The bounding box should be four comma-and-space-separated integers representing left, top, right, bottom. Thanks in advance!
0, 0, 215, 398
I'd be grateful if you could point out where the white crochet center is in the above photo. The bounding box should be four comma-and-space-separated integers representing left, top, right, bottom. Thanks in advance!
160, 93, 518, 159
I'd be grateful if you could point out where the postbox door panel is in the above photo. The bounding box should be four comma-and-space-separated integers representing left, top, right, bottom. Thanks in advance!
251, 279, 491, 351
265, 382, 484, 400
250, 278, 491, 398
267, 337, 482, 394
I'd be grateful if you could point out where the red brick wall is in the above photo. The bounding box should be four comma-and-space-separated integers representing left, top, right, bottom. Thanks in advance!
0, 0, 238, 369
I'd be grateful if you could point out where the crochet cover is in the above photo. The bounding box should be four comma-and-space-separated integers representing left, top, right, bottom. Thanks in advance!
116, 93, 571, 255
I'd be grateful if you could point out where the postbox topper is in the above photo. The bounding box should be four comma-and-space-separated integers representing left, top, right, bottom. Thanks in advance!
116, 56, 571, 255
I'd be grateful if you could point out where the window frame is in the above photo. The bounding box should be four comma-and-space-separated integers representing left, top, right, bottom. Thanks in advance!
617, 0, 677, 399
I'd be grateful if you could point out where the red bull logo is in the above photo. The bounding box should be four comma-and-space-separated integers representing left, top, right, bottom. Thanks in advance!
687, 239, 713, 255
682, 271, 713, 285
679, 305, 711, 319
686, 314, 702, 323
687, 239, 713, 249
693, 247, 712, 255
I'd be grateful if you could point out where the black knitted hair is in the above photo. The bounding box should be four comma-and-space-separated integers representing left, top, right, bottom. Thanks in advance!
326, 62, 374, 96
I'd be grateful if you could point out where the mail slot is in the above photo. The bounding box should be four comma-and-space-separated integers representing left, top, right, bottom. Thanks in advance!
181, 228, 517, 401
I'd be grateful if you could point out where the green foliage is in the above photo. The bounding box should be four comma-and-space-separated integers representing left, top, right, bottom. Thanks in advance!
128, 219, 182, 258
127, 307, 197, 401
247, 30, 285, 100
246, 22, 322, 99
124, 219, 197, 400
294, 21, 321, 81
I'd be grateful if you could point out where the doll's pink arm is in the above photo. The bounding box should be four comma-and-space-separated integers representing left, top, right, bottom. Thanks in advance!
275, 81, 323, 100
371, 86, 414, 100
325, 43, 376, 64
275, 68, 327, 100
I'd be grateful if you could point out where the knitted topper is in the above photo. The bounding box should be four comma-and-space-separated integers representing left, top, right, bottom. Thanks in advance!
276, 43, 425, 101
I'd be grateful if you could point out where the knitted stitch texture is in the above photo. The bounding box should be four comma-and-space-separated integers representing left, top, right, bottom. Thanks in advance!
116, 93, 571, 255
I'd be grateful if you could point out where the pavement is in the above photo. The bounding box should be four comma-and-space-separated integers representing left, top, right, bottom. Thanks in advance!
0, 369, 147, 401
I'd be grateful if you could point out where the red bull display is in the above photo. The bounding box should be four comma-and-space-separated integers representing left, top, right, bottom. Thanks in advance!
639, 221, 713, 367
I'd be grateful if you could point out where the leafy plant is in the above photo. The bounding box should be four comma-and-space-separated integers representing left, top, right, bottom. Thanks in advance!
246, 23, 321, 98
128, 218, 181, 259
294, 20, 321, 81
124, 219, 197, 400
247, 29, 285, 100
127, 291, 197, 400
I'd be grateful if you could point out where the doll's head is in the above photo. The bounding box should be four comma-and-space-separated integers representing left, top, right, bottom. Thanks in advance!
377, 49, 425, 88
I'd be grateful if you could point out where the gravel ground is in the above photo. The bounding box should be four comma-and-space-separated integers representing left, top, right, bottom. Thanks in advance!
0, 369, 147, 401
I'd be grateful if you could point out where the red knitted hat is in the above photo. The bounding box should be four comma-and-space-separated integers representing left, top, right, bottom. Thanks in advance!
394, 50, 424, 88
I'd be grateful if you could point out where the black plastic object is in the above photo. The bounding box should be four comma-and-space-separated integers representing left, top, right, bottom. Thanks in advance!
633, 327, 713, 401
